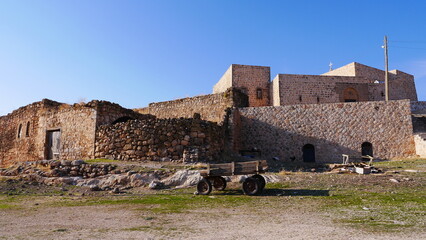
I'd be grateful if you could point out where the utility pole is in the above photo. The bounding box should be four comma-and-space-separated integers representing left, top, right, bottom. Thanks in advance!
384, 35, 389, 101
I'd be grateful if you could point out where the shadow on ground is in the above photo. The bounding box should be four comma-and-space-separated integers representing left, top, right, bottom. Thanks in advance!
215, 189, 329, 197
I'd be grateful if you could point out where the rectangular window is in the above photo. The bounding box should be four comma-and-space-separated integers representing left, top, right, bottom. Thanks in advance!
256, 88, 263, 99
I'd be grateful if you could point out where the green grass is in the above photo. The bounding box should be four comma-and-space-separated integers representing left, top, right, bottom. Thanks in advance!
84, 158, 120, 164
374, 158, 426, 171
51, 191, 254, 213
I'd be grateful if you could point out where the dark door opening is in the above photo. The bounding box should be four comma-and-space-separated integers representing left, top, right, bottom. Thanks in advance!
361, 142, 373, 161
46, 130, 61, 160
302, 144, 315, 162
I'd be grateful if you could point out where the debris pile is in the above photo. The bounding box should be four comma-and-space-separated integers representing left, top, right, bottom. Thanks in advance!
328, 163, 383, 174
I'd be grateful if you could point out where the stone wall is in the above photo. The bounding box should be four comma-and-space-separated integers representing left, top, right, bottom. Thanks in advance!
271, 74, 373, 105
233, 100, 416, 163
38, 104, 97, 161
213, 64, 271, 107
87, 100, 154, 126
411, 101, 426, 114
94, 117, 224, 162
414, 134, 426, 158
323, 62, 417, 102
0, 99, 98, 166
134, 88, 248, 124
0, 100, 49, 165
231, 64, 270, 107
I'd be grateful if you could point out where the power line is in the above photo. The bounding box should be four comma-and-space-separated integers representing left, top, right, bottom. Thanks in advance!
389, 40, 426, 44
390, 45, 426, 50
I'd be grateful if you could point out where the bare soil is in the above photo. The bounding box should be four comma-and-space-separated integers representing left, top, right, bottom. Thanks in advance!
1, 159, 425, 240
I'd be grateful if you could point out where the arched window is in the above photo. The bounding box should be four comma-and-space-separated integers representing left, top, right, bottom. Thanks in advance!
361, 142, 373, 160
302, 144, 315, 162
17, 124, 22, 138
26, 121, 30, 137
256, 88, 263, 99
343, 87, 359, 102
111, 116, 134, 125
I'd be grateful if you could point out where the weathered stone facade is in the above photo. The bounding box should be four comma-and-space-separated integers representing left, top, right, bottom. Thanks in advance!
94, 117, 224, 162
135, 88, 248, 124
0, 99, 153, 166
213, 62, 417, 107
1, 62, 424, 166
213, 65, 270, 107
232, 100, 416, 163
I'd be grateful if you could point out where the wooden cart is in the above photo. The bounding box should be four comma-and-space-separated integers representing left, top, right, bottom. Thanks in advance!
196, 160, 268, 195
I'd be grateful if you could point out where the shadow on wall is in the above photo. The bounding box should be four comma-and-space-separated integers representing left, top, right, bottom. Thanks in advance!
237, 116, 374, 166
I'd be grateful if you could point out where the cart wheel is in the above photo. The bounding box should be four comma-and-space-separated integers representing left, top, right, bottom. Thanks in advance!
242, 177, 261, 195
211, 176, 227, 191
197, 178, 212, 195
252, 174, 266, 191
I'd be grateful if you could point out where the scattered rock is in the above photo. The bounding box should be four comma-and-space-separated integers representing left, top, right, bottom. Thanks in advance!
149, 181, 164, 189
389, 178, 399, 183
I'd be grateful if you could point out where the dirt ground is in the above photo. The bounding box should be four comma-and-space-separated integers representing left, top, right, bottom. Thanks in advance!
1, 159, 425, 240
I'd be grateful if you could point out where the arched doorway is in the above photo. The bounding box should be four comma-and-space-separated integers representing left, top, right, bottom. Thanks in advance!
343, 88, 359, 102
302, 144, 315, 162
361, 142, 373, 160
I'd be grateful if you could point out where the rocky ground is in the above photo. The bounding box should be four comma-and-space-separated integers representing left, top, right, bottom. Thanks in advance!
0, 159, 425, 239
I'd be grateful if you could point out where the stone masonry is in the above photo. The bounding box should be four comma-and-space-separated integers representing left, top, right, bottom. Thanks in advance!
1, 61, 424, 166
94, 116, 224, 162
233, 100, 416, 163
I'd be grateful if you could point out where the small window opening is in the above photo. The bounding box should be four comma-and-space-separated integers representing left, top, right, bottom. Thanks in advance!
256, 88, 263, 99
26, 121, 30, 137
17, 124, 22, 138
299, 95, 302, 102
381, 91, 385, 97
316, 96, 320, 103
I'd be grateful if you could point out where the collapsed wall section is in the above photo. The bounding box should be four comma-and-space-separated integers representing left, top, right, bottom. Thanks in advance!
134, 88, 248, 124
94, 117, 224, 162
87, 100, 155, 126
234, 100, 416, 163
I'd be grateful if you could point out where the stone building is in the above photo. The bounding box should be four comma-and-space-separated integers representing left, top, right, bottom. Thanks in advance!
1, 62, 425, 166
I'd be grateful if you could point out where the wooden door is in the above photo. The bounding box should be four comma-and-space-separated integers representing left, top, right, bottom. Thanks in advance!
46, 130, 61, 160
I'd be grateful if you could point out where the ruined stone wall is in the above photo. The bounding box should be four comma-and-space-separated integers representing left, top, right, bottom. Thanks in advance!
0, 99, 98, 166
85, 100, 154, 126
38, 104, 97, 160
233, 100, 415, 163
94, 117, 224, 162
0, 100, 48, 166
134, 88, 248, 124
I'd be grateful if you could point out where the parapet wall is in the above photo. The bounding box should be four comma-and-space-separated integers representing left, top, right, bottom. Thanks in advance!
233, 100, 416, 163
134, 88, 248, 124
94, 117, 224, 162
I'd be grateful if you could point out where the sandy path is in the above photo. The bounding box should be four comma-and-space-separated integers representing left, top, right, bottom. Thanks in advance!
1, 203, 423, 240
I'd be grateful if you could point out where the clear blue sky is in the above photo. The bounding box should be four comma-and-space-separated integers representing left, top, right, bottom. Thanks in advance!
1, 0, 425, 115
